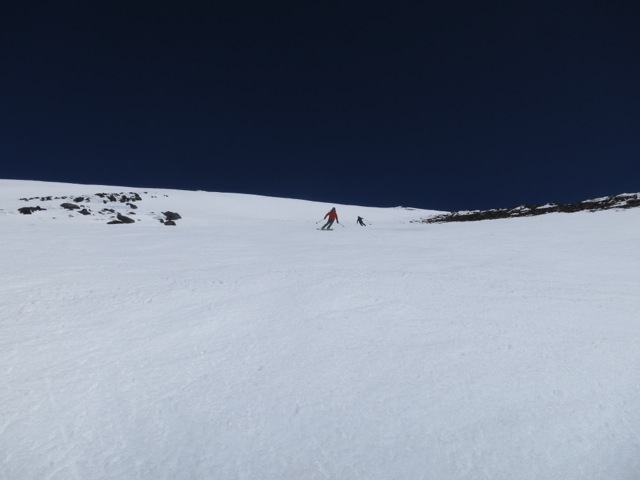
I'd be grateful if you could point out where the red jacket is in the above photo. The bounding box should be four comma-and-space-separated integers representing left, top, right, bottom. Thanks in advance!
325, 209, 338, 221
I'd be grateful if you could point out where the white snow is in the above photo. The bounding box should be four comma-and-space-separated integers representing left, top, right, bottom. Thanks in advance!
2, 179, 639, 480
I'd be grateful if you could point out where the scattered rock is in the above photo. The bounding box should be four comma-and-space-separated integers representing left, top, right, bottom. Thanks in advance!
14, 190, 178, 226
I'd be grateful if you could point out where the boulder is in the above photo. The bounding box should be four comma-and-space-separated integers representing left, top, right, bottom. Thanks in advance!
162, 211, 181, 221
60, 203, 80, 210
18, 206, 46, 215
116, 213, 135, 224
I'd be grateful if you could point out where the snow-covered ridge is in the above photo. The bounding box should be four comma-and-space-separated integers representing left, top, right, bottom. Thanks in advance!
418, 192, 640, 224
0, 179, 441, 227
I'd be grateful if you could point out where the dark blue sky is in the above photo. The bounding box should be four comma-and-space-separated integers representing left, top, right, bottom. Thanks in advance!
2, 1, 639, 211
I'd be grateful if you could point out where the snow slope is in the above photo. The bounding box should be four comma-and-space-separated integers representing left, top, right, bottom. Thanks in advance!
1, 179, 639, 480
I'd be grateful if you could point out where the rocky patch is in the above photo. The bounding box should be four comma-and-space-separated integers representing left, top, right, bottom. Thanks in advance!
417, 193, 640, 224
16, 191, 181, 226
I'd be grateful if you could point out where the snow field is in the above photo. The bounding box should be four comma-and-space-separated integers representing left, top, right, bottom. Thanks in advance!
1, 180, 640, 479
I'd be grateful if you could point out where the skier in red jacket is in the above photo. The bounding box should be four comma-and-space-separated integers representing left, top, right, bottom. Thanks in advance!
321, 207, 339, 230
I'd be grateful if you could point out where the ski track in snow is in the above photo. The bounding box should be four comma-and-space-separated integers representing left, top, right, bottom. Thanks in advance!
1, 180, 640, 479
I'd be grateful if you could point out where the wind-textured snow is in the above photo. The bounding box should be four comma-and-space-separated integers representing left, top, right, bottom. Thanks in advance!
1, 179, 639, 480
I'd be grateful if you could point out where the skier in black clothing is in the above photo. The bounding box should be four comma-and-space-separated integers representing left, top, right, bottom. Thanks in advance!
357, 216, 367, 226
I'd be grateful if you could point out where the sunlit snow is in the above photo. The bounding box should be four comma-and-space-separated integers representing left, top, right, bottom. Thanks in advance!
2, 179, 639, 480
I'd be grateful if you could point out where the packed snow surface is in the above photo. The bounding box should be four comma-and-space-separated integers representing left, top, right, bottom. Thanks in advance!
1, 179, 639, 480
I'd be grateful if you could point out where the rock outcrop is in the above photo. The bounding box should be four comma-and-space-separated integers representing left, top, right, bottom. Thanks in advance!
417, 193, 640, 224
